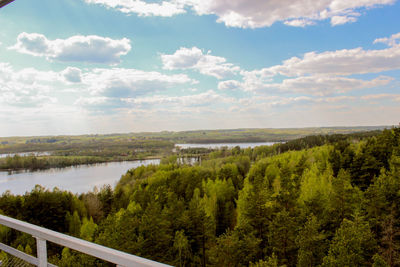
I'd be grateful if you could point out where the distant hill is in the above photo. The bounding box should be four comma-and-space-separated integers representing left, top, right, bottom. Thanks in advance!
0, 126, 391, 154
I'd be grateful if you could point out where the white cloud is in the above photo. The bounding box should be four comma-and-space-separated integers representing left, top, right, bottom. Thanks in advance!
0, 61, 196, 110
62, 67, 82, 83
83, 68, 195, 97
10, 33, 131, 64
161, 47, 240, 79
233, 33, 400, 96
244, 75, 393, 96
330, 15, 357, 25
74, 97, 128, 113
374, 32, 400, 46
83, 0, 395, 28
124, 90, 231, 106
76, 90, 232, 114
284, 19, 316, 27
84, 0, 395, 28
218, 80, 242, 90
361, 93, 400, 101
0, 63, 60, 107
85, 0, 186, 16
238, 95, 313, 108
183, 0, 394, 28
261, 44, 400, 77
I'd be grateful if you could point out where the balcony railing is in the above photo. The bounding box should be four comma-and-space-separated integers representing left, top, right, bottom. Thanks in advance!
0, 0, 16, 9
0, 214, 171, 267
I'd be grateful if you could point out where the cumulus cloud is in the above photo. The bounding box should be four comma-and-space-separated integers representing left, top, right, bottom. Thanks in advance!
258, 44, 400, 77
86, 0, 395, 28
10, 33, 131, 64
330, 15, 357, 26
218, 80, 242, 90
284, 19, 316, 27
185, 0, 394, 28
124, 90, 231, 106
85, 0, 186, 16
62, 67, 82, 83
83, 68, 195, 97
374, 32, 400, 46
238, 95, 313, 108
0, 60, 197, 110
245, 75, 393, 96
233, 33, 400, 95
0, 63, 59, 107
161, 47, 240, 79
361, 93, 400, 101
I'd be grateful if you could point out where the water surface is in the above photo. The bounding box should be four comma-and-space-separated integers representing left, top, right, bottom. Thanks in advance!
0, 159, 160, 195
0, 142, 279, 195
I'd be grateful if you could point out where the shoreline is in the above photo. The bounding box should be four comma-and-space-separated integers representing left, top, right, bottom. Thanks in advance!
0, 155, 163, 173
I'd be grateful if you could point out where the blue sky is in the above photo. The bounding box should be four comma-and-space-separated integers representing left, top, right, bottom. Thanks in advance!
0, 0, 400, 136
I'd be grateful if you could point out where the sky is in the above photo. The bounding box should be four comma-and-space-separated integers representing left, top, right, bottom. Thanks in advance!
0, 0, 400, 136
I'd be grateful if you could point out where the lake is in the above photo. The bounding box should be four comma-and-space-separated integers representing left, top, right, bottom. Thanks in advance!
0, 142, 278, 195
175, 142, 279, 149
0, 159, 160, 195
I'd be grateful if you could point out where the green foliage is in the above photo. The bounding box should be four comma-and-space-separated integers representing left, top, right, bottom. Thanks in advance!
67, 211, 81, 237
250, 254, 279, 267
0, 128, 398, 266
173, 230, 190, 267
80, 217, 97, 242
296, 215, 327, 266
322, 214, 377, 266
210, 229, 260, 266
372, 254, 390, 267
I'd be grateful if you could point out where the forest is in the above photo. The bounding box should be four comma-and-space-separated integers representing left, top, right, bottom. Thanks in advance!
0, 127, 399, 266
0, 126, 385, 171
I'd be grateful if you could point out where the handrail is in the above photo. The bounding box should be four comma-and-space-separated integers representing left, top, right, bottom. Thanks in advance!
0, 242, 56, 266
0, 0, 16, 8
0, 214, 171, 267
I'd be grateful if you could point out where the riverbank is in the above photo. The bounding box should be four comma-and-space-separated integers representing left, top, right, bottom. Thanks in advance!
0, 128, 385, 172
0, 159, 161, 195
0, 154, 163, 172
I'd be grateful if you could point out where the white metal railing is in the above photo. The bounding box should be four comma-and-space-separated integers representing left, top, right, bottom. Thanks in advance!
0, 214, 172, 267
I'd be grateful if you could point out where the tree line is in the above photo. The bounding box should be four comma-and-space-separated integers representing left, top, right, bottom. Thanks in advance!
0, 128, 399, 266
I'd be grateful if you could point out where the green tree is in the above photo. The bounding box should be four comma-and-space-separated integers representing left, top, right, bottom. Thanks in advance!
268, 209, 297, 265
210, 229, 260, 267
379, 213, 400, 266
80, 217, 97, 242
296, 215, 327, 267
250, 253, 279, 267
322, 214, 377, 266
66, 211, 81, 237
373, 254, 390, 267
173, 230, 190, 267
328, 169, 362, 232
187, 188, 214, 267
25, 244, 32, 256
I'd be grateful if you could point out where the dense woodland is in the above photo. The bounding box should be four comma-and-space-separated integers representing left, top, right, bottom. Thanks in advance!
0, 126, 385, 154
1, 127, 400, 266
0, 128, 384, 171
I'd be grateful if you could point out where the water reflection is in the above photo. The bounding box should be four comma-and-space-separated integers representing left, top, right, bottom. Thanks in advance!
0, 159, 160, 195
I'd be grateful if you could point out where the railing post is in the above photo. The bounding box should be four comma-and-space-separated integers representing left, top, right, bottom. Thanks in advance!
36, 237, 47, 267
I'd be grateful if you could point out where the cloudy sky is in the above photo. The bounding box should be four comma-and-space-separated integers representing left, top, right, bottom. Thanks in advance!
0, 0, 399, 136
